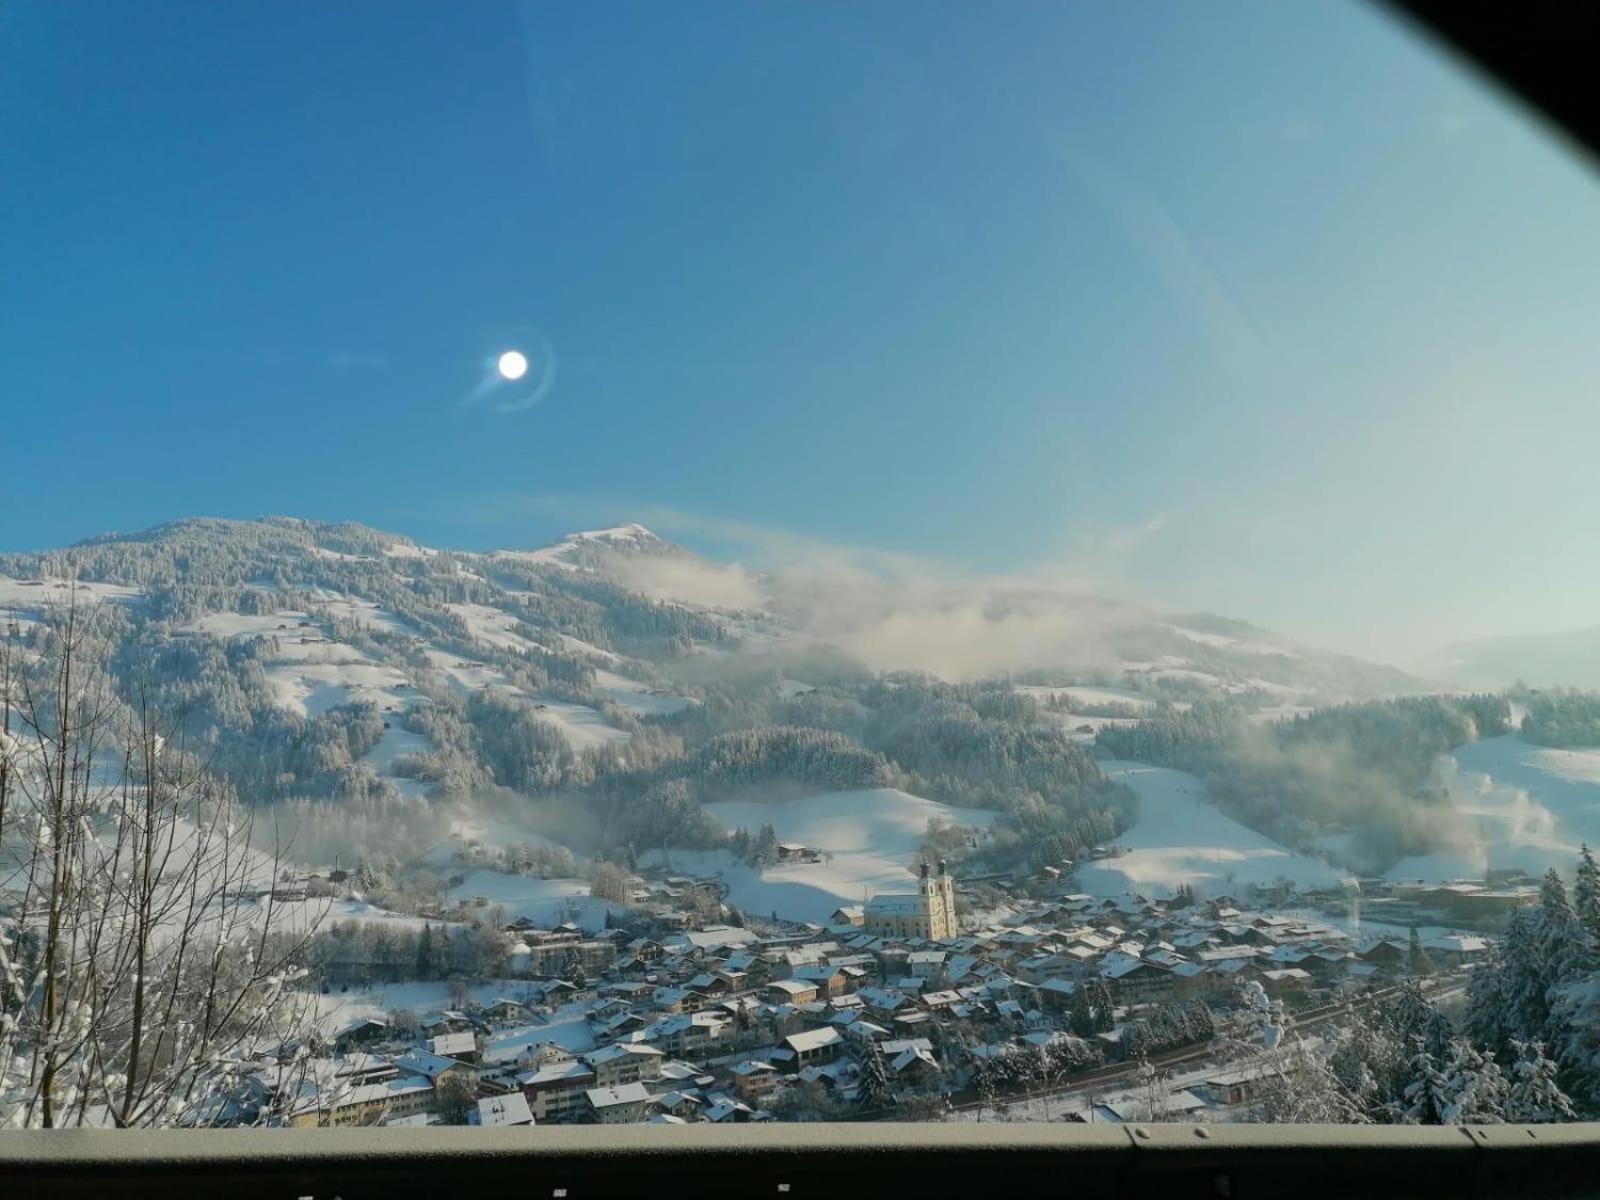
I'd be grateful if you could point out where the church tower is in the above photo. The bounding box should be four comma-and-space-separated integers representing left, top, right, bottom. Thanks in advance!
934, 858, 956, 939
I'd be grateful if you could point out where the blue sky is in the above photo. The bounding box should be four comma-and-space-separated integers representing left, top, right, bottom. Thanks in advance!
5, 1, 1600, 663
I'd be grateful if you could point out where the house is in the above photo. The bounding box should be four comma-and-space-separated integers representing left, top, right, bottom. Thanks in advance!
732, 1060, 781, 1103
781, 1027, 844, 1071
586, 1043, 665, 1088
1258, 967, 1312, 999
429, 1031, 479, 1064
390, 1049, 476, 1087
767, 979, 820, 1006
793, 964, 854, 998
1422, 934, 1489, 967
518, 1060, 597, 1122
473, 1093, 534, 1127
1104, 958, 1175, 1005
333, 1018, 391, 1054
481, 998, 527, 1024
831, 905, 865, 929
585, 1082, 653, 1124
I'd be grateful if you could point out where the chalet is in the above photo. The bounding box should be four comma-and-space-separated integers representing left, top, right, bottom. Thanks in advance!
1257, 967, 1313, 999
481, 998, 527, 1023
1422, 934, 1490, 966
793, 964, 855, 998
518, 1060, 597, 1122
831, 905, 865, 929
1357, 939, 1408, 967
732, 1060, 781, 1103
768, 979, 820, 1006
333, 1018, 391, 1054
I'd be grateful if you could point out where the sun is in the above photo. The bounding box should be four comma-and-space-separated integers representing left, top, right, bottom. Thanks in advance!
497, 350, 529, 381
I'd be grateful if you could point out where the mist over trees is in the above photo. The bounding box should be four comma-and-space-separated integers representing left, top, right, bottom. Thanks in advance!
1097, 695, 1512, 869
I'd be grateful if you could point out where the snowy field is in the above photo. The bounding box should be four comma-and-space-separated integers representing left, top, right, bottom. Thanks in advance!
309, 592, 413, 634
446, 869, 624, 932
1074, 761, 1351, 900
1385, 735, 1600, 880
446, 602, 545, 655
594, 668, 692, 717
646, 788, 996, 924
423, 648, 630, 751
0, 576, 143, 629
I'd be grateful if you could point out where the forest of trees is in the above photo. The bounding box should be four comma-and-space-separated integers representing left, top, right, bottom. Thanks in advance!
1518, 690, 1600, 748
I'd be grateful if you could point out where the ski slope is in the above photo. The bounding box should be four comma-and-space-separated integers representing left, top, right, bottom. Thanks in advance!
1074, 761, 1351, 900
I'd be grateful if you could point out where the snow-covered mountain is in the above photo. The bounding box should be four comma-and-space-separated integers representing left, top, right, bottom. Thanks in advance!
0, 515, 1489, 896
0, 515, 1421, 733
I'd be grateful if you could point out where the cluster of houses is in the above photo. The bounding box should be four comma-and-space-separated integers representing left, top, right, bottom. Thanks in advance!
255, 885, 1485, 1127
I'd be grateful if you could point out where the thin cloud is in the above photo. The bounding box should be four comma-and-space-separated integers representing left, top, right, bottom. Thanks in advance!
1066, 153, 1269, 377
490, 495, 1168, 680
1103, 512, 1168, 554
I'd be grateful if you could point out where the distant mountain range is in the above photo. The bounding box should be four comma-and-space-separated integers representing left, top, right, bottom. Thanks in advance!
1417, 627, 1600, 692
0, 515, 1424, 712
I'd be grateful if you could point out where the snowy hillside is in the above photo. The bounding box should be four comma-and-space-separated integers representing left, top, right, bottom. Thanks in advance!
646, 788, 996, 925
1073, 761, 1353, 900
1386, 735, 1600, 880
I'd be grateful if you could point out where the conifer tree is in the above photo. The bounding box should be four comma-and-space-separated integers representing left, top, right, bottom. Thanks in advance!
1576, 846, 1600, 947
1507, 1039, 1578, 1123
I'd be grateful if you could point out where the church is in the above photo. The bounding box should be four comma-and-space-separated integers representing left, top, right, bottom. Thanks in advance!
864, 859, 957, 941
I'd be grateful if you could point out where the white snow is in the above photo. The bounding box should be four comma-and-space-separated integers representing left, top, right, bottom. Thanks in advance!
310, 593, 412, 634
1015, 685, 1155, 711
446, 869, 623, 932
558, 634, 622, 664
0, 576, 142, 628
1387, 735, 1600, 880
649, 788, 996, 924
1073, 761, 1352, 900
594, 669, 692, 717
533, 700, 633, 751
1162, 624, 1297, 658
421, 649, 627, 750
182, 610, 312, 640
445, 602, 545, 654
364, 721, 433, 799
263, 656, 412, 719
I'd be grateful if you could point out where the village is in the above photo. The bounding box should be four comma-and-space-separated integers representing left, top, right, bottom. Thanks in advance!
236, 841, 1526, 1129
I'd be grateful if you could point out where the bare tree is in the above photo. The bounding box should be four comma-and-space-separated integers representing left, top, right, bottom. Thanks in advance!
0, 593, 326, 1127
